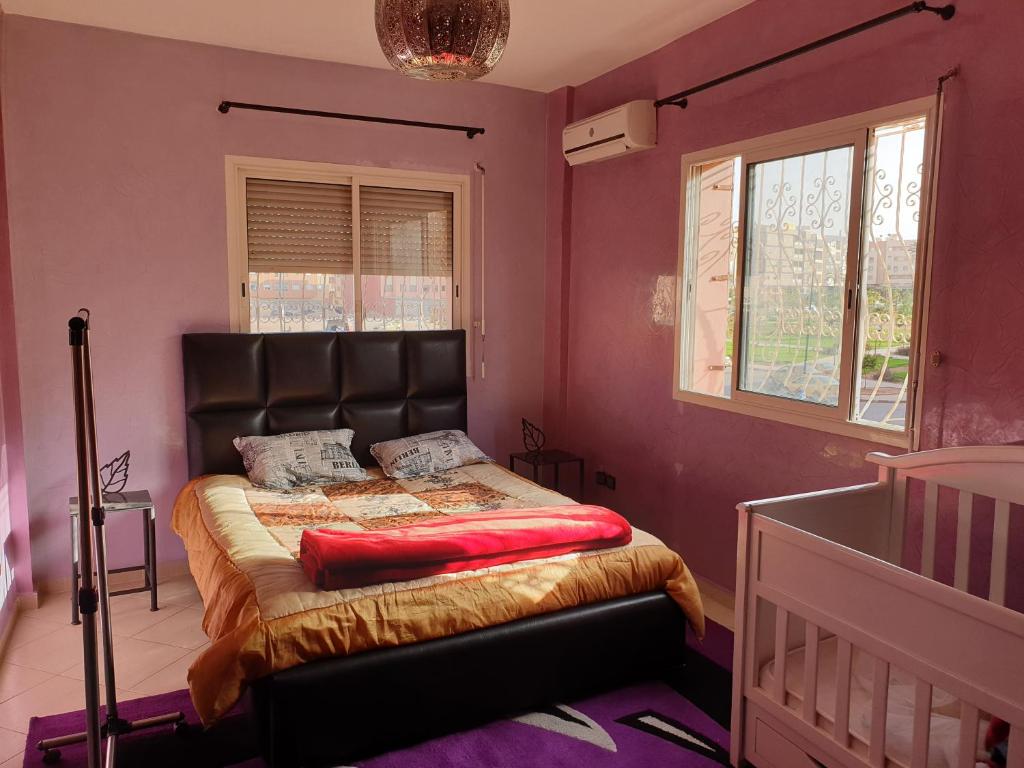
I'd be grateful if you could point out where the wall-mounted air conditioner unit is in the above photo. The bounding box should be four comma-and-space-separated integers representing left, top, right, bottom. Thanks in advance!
562, 100, 657, 167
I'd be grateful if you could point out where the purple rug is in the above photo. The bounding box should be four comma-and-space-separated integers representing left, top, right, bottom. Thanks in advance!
24, 681, 729, 767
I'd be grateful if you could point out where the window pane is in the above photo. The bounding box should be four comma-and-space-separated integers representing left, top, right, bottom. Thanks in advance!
679, 157, 740, 397
248, 272, 355, 332
739, 146, 855, 406
853, 118, 926, 430
359, 186, 454, 331
361, 274, 452, 331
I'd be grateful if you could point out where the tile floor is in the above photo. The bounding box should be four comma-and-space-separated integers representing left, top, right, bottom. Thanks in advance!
0, 575, 204, 767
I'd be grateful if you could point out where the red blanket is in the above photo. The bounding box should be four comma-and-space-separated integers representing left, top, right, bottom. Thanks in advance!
300, 505, 633, 590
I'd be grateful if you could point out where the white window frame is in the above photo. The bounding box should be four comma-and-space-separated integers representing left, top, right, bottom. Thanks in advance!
673, 97, 938, 449
225, 155, 471, 346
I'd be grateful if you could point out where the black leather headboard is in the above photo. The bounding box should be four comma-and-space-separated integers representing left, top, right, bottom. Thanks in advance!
182, 330, 467, 477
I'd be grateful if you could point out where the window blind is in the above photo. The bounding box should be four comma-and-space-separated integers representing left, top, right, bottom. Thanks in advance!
246, 178, 353, 274
359, 186, 454, 277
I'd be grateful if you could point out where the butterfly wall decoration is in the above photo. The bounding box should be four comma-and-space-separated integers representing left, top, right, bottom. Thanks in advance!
100, 450, 130, 494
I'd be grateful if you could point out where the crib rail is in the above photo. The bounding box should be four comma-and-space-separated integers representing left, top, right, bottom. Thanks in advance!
868, 446, 1023, 607
733, 510, 1024, 768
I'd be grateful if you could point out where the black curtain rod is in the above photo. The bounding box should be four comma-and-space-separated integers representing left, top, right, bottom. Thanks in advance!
654, 1, 956, 109
217, 100, 485, 138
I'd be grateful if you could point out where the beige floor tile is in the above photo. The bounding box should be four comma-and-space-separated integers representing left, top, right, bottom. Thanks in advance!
109, 593, 188, 638
129, 645, 206, 697
0, 751, 22, 767
0, 726, 25, 761
156, 577, 201, 607
63, 636, 191, 690
0, 675, 108, 733
132, 607, 207, 650
2, 624, 82, 674
3, 616, 65, 653
17, 593, 74, 626
0, 664, 54, 705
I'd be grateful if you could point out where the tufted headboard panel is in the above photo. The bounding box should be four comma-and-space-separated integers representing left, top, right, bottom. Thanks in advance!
182, 330, 467, 477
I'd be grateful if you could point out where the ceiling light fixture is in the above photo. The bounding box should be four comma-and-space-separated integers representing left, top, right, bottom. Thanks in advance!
375, 0, 511, 81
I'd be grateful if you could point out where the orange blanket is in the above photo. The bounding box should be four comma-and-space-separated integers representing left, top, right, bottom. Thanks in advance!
301, 505, 633, 589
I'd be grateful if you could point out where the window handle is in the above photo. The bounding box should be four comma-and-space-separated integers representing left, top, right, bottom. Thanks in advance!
709, 274, 729, 283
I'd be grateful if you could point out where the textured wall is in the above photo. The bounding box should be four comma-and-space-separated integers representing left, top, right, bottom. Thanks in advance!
0, 11, 33, 597
551, 0, 1024, 602
2, 17, 549, 584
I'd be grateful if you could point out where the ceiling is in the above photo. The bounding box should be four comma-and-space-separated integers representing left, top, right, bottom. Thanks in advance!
2, 0, 754, 92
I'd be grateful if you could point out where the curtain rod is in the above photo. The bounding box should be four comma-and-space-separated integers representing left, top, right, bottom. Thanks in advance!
654, 1, 956, 109
217, 101, 485, 139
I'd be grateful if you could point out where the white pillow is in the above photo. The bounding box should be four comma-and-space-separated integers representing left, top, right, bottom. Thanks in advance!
370, 430, 490, 479
233, 429, 368, 489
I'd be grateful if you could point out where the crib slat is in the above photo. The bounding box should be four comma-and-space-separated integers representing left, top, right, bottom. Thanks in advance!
956, 703, 979, 768
911, 679, 932, 768
990, 499, 1010, 606
922, 481, 938, 579
833, 638, 852, 747
869, 657, 889, 767
953, 490, 973, 592
802, 622, 819, 725
1008, 725, 1024, 768
773, 606, 789, 705
889, 472, 907, 565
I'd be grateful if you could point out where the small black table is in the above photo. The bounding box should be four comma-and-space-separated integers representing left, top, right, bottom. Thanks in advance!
509, 450, 584, 497
69, 489, 158, 625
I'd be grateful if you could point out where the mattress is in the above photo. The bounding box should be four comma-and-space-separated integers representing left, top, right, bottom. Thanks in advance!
759, 636, 988, 768
172, 462, 704, 725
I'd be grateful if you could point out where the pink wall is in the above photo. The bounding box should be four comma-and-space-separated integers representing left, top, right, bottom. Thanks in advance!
542, 87, 575, 446
0, 10, 33, 599
550, 0, 1024, 594
2, 17, 549, 584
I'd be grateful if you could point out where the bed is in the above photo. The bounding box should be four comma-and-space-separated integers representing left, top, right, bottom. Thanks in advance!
175, 330, 704, 768
732, 446, 1024, 768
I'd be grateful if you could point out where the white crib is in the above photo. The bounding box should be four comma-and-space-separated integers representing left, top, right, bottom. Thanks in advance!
731, 446, 1024, 768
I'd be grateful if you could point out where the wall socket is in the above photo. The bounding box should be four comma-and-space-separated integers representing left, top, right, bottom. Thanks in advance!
595, 471, 616, 490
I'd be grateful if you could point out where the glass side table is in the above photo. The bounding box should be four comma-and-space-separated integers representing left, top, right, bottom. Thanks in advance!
69, 489, 158, 625
509, 449, 584, 497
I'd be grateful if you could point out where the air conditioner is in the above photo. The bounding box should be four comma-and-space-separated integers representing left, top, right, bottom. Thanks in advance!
562, 100, 657, 166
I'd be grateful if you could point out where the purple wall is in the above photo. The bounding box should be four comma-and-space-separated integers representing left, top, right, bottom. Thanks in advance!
2, 17, 548, 584
0, 10, 33, 600
549, 0, 1024, 594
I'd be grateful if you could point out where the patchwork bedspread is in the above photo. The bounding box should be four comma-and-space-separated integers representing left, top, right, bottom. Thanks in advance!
171, 463, 704, 724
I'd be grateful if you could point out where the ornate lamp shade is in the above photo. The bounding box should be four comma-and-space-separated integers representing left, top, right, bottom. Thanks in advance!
375, 0, 511, 81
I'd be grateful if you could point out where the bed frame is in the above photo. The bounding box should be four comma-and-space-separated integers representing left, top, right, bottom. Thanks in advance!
182, 330, 688, 768
732, 446, 1024, 768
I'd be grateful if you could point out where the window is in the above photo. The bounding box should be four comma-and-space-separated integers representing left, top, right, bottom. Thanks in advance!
674, 100, 935, 447
226, 157, 469, 335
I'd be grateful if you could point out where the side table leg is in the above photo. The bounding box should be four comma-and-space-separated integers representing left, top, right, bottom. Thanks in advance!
70, 513, 80, 625
142, 509, 151, 590
148, 507, 158, 611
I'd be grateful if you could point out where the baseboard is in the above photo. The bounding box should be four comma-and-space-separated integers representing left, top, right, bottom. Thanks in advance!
37, 559, 191, 597
693, 575, 736, 631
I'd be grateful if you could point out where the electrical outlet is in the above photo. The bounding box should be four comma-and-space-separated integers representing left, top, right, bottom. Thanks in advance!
595, 470, 608, 486
605, 474, 616, 490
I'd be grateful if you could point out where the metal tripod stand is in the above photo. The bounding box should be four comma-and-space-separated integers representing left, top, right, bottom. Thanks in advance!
37, 310, 186, 768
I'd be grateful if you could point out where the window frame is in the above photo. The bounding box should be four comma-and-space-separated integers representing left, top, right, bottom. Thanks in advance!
224, 155, 471, 343
672, 98, 937, 449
